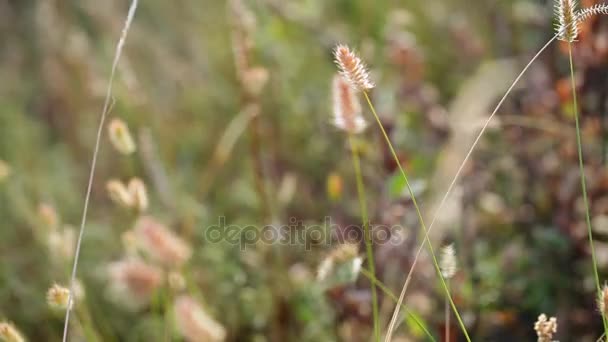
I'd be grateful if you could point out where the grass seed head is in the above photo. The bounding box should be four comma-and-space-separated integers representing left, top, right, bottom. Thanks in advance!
333, 44, 375, 91
108, 118, 137, 155
555, 0, 579, 42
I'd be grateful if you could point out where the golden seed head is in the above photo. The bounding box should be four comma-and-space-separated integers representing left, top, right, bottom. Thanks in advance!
440, 244, 457, 279
106, 179, 134, 208
534, 313, 557, 342
128, 178, 149, 213
174, 295, 227, 342
0, 322, 25, 342
334, 44, 375, 91
108, 118, 137, 155
555, 0, 578, 42
47, 284, 71, 310
332, 74, 366, 134
47, 226, 76, 262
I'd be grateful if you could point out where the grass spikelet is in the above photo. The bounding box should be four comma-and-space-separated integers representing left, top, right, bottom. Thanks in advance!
174, 295, 227, 342
106, 179, 133, 208
555, 0, 578, 42
134, 216, 192, 267
534, 314, 557, 342
127, 178, 148, 212
107, 259, 163, 309
440, 244, 457, 279
333, 44, 375, 91
0, 322, 25, 342
332, 74, 366, 134
599, 284, 608, 317
108, 118, 136, 155
47, 284, 72, 310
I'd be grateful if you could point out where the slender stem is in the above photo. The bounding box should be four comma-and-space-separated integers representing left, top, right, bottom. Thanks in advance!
568, 43, 608, 334
360, 269, 437, 342
63, 1, 138, 341
347, 134, 379, 342
362, 92, 470, 342
445, 280, 450, 342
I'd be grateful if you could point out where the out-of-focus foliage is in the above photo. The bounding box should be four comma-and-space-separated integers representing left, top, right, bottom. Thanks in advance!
2, 0, 608, 340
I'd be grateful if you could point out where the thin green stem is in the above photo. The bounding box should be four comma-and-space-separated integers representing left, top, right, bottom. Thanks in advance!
568, 43, 608, 334
360, 269, 437, 342
348, 134, 379, 342
362, 92, 470, 342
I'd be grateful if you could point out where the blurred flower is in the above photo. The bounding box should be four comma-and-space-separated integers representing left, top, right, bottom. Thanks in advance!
46, 284, 71, 310
0, 160, 10, 183
134, 216, 192, 267
333, 44, 374, 91
108, 118, 136, 155
534, 314, 557, 342
128, 178, 148, 212
0, 321, 25, 342
38, 203, 59, 230
47, 226, 75, 263
327, 172, 343, 202
174, 295, 226, 342
440, 244, 457, 279
106, 179, 133, 208
332, 74, 366, 134
107, 259, 163, 309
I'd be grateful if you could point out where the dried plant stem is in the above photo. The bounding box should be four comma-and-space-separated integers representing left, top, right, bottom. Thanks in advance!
384, 33, 559, 340
360, 268, 436, 342
62, 1, 138, 340
347, 133, 379, 341
568, 43, 608, 335
362, 92, 470, 341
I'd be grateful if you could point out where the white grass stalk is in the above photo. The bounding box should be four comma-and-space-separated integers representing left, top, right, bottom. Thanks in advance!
62, 1, 138, 340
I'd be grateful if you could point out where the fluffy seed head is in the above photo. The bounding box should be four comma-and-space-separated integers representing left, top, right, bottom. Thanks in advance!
0, 322, 25, 342
134, 216, 192, 267
174, 295, 227, 342
534, 314, 557, 342
106, 179, 133, 208
108, 118, 136, 155
317, 243, 360, 281
47, 284, 71, 310
440, 244, 457, 279
598, 284, 608, 316
107, 259, 163, 309
334, 44, 375, 91
128, 178, 148, 212
332, 74, 367, 134
555, 0, 578, 42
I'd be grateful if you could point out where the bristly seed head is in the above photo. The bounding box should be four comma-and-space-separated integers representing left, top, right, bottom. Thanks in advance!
534, 313, 557, 342
332, 74, 366, 134
440, 244, 457, 279
47, 284, 72, 310
333, 44, 375, 91
0, 321, 25, 342
555, 0, 579, 42
598, 284, 608, 316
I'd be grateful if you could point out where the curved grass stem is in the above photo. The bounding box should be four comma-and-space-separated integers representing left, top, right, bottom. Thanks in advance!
362, 92, 470, 342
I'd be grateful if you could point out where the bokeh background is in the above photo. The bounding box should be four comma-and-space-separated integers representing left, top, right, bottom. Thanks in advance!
2, 0, 608, 340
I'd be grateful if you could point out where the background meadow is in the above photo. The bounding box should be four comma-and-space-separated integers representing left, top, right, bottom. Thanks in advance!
2, 0, 608, 340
